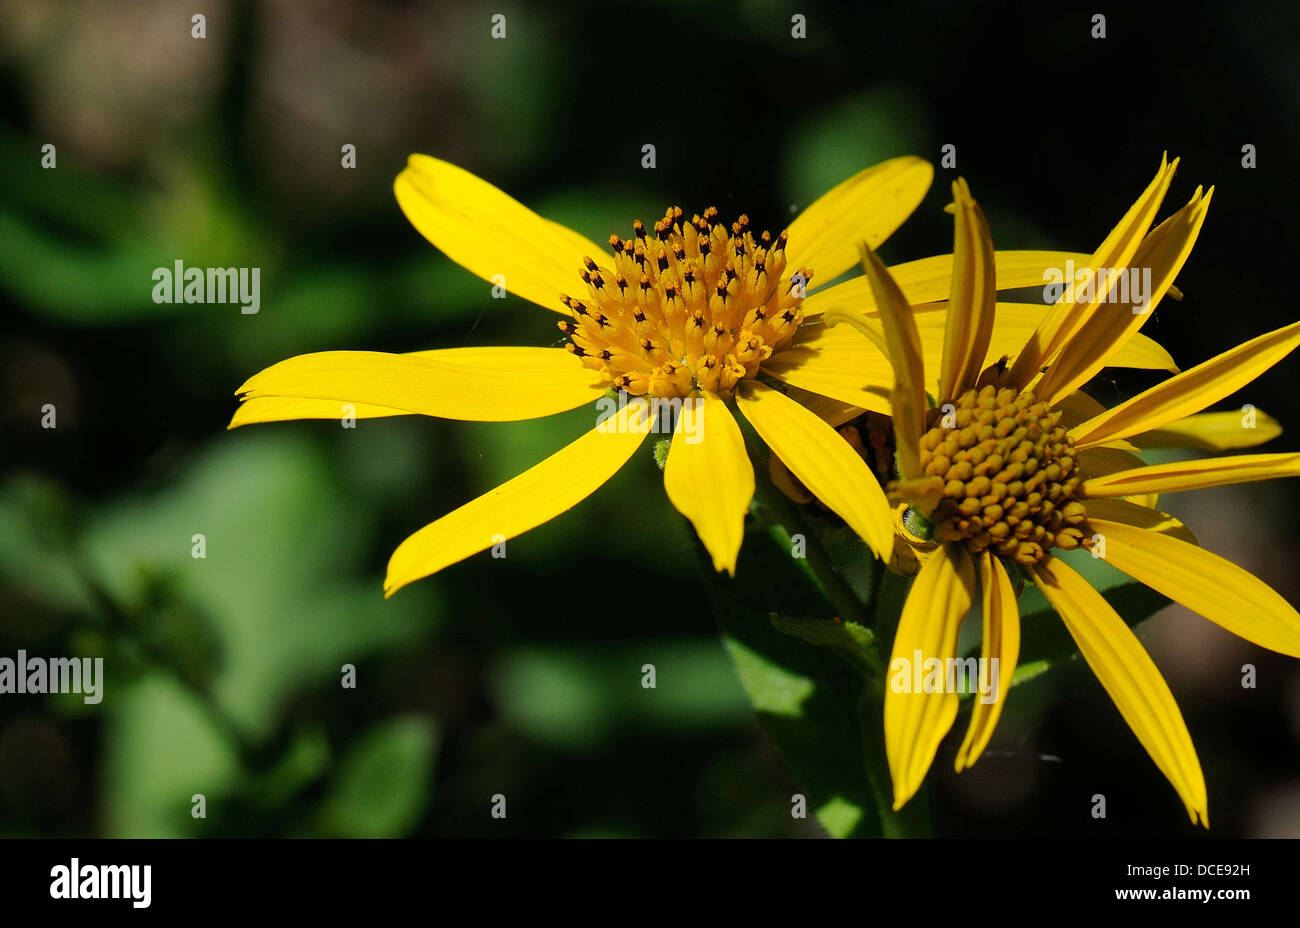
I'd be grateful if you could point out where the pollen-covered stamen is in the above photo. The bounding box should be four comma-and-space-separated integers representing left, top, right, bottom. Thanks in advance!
557, 206, 811, 398
913, 385, 1090, 565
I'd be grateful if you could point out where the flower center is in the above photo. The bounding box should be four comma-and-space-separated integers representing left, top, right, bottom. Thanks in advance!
557, 207, 811, 399
916, 385, 1089, 565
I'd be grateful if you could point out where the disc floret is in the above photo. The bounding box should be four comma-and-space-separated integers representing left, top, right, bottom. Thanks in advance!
917, 385, 1089, 565
558, 207, 811, 398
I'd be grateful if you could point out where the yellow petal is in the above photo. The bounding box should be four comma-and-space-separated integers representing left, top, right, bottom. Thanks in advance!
829, 302, 1177, 384
663, 393, 754, 576
978, 304, 1178, 375
884, 544, 975, 808
1030, 555, 1207, 825
1083, 452, 1300, 498
840, 243, 927, 481
1135, 410, 1283, 451
901, 251, 1095, 302
1077, 446, 1147, 478
938, 179, 997, 400
778, 303, 1170, 436
1089, 517, 1300, 658
384, 398, 653, 595
803, 251, 1095, 316
761, 323, 893, 415
1007, 157, 1177, 389
770, 454, 813, 504
1055, 382, 1170, 447
1057, 389, 1107, 429
786, 157, 933, 283
231, 346, 551, 426
1087, 334, 1179, 372
1070, 321, 1300, 448
233, 346, 510, 426
1081, 498, 1197, 545
955, 552, 1019, 772
1036, 186, 1212, 406
780, 384, 866, 429
1077, 447, 1157, 507
394, 154, 605, 314
761, 313, 1165, 453
929, 305, 1175, 407
230, 396, 410, 427
233, 347, 606, 424
736, 380, 892, 557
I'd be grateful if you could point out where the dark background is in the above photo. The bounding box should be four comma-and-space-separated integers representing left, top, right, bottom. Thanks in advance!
2, 0, 1298, 837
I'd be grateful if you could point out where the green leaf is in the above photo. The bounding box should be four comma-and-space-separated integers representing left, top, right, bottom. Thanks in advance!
701, 529, 894, 837
316, 716, 439, 838
0, 474, 98, 616
491, 641, 749, 750
82, 431, 436, 737
770, 614, 882, 679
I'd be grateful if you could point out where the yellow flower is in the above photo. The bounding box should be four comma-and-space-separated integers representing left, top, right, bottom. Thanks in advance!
835, 159, 1300, 826
230, 155, 1083, 594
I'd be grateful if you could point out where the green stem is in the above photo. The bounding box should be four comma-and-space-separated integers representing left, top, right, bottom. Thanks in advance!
725, 398, 934, 836
857, 686, 932, 838
744, 444, 871, 629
